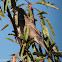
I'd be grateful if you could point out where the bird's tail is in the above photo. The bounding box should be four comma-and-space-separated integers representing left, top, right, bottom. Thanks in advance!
39, 41, 49, 53
34, 37, 49, 53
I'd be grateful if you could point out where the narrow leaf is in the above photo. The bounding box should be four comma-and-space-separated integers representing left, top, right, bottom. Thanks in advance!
27, 54, 31, 62
24, 26, 29, 41
0, 24, 9, 31
42, 25, 49, 38
6, 38, 17, 43
49, 36, 54, 43
48, 58, 52, 62
45, 18, 55, 39
17, 4, 26, 7
36, 1, 58, 9
8, 33, 15, 36
4, 0, 8, 12
0, 6, 5, 18
34, 57, 45, 61
39, 11, 49, 15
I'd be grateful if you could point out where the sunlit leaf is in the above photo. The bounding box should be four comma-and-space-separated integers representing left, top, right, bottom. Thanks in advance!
0, 24, 9, 31
35, 1, 58, 9
22, 55, 27, 59
27, 39, 34, 46
6, 38, 18, 43
15, 0, 18, 2
19, 44, 26, 57
42, 25, 49, 38
27, 53, 31, 62
24, 26, 29, 41
0, 6, 5, 18
34, 57, 45, 61
27, 51, 35, 61
49, 36, 54, 43
9, 0, 11, 6
32, 43, 38, 52
4, 0, 8, 12
35, 8, 45, 25
39, 11, 49, 15
17, 4, 26, 7
45, 18, 55, 39
48, 58, 52, 62
33, 52, 43, 56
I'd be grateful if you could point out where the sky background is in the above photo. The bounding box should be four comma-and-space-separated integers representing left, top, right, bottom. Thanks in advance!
0, 0, 62, 62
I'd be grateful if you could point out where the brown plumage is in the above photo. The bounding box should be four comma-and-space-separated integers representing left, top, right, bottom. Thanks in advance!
24, 15, 49, 53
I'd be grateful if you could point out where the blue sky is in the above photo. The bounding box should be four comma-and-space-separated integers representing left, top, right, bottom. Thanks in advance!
0, 0, 62, 62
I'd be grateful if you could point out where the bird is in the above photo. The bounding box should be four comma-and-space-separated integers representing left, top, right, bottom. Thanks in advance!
13, 7, 49, 53
24, 15, 49, 53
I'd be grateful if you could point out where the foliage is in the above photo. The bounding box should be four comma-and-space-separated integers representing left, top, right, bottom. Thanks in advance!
0, 0, 62, 62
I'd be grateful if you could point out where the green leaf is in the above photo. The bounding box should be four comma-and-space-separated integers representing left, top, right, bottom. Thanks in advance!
0, 24, 9, 31
33, 52, 42, 56
45, 18, 55, 39
15, 0, 18, 2
39, 11, 49, 15
4, 0, 8, 12
27, 51, 35, 61
6, 38, 18, 43
24, 26, 29, 41
0, 7, 5, 18
19, 44, 26, 57
35, 1, 58, 9
35, 8, 45, 25
20, 33, 25, 40
27, 39, 34, 46
22, 55, 27, 59
48, 58, 52, 62
42, 25, 49, 38
34, 57, 45, 61
17, 4, 26, 7
49, 36, 54, 43
9, 0, 11, 6
27, 54, 31, 62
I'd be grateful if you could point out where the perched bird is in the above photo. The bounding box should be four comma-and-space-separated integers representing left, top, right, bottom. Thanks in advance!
24, 15, 49, 53
13, 7, 48, 53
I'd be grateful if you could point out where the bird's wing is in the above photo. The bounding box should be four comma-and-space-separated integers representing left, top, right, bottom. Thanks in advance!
24, 15, 41, 36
